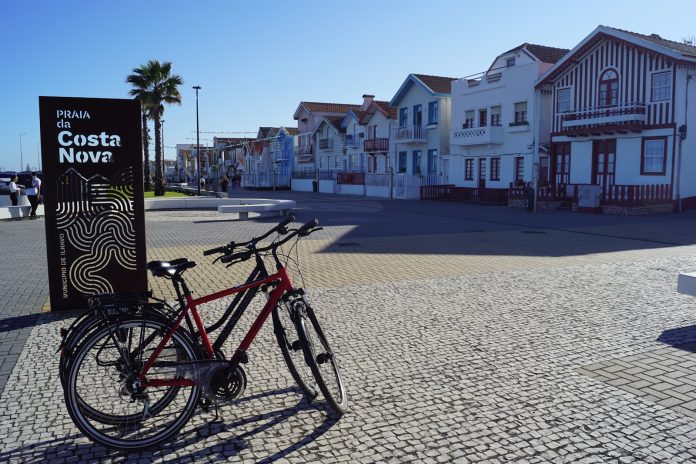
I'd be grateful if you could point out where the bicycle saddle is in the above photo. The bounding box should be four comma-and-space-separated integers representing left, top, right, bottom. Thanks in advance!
147, 258, 197, 277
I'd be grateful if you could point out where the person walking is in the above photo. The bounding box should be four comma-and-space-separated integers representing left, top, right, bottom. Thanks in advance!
8, 175, 20, 206
220, 175, 229, 197
27, 172, 41, 219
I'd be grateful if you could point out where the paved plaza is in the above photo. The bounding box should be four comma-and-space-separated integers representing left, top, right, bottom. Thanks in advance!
3, 193, 696, 462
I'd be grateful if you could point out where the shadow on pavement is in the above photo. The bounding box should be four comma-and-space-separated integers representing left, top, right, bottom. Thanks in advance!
0, 311, 76, 334
0, 387, 339, 463
657, 325, 696, 351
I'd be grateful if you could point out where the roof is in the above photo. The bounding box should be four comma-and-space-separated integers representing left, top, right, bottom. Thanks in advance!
313, 116, 347, 136
502, 43, 569, 64
285, 127, 299, 136
413, 74, 458, 93
609, 27, 696, 57
293, 101, 361, 120
359, 100, 397, 124
390, 73, 458, 106
537, 26, 696, 86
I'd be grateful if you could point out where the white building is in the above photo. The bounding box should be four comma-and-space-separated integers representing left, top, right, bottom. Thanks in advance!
389, 74, 458, 184
358, 100, 397, 174
536, 26, 696, 214
449, 43, 568, 202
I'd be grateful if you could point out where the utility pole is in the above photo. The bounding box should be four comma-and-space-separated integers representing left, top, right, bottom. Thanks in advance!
19, 132, 26, 171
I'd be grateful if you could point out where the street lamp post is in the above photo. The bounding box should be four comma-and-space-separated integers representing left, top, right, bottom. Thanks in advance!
19, 133, 26, 171
193, 85, 202, 196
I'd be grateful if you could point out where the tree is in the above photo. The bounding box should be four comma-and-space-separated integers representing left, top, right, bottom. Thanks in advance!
126, 68, 154, 192
126, 60, 183, 196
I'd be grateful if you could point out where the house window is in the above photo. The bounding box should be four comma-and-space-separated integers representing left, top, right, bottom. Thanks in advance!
399, 107, 408, 127
641, 137, 667, 175
557, 88, 571, 113
465, 159, 474, 180
428, 101, 438, 125
427, 149, 437, 174
479, 109, 488, 127
651, 71, 671, 102
479, 158, 486, 180
398, 151, 407, 173
515, 157, 524, 182
514, 102, 528, 124
490, 157, 500, 181
506, 57, 515, 67
464, 110, 475, 128
598, 69, 619, 107
490, 106, 502, 126
412, 151, 422, 174
413, 104, 423, 126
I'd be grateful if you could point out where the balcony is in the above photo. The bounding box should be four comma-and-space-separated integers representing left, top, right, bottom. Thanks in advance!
451, 126, 503, 146
294, 144, 313, 156
560, 102, 646, 133
393, 125, 427, 143
318, 138, 334, 150
364, 138, 389, 152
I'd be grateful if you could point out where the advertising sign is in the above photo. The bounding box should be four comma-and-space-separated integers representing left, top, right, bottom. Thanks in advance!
39, 96, 146, 311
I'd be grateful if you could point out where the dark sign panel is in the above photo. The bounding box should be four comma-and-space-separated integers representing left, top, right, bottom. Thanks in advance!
39, 97, 146, 311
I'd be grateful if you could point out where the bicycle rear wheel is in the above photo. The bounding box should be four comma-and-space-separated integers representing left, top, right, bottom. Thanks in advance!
296, 301, 348, 415
64, 317, 201, 451
272, 303, 318, 401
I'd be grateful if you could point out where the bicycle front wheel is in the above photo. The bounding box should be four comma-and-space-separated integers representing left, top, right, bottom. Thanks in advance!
64, 317, 201, 451
296, 301, 348, 415
272, 303, 318, 401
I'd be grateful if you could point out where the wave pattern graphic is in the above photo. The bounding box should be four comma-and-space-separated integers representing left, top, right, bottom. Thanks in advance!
56, 167, 138, 295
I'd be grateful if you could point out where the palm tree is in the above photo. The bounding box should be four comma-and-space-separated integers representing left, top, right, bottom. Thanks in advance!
126, 69, 155, 191
126, 60, 183, 196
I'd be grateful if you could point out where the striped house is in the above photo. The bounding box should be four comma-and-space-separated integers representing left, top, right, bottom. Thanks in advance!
536, 26, 696, 213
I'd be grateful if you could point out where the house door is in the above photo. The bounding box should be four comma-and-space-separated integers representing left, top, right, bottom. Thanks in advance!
592, 139, 616, 197
551, 143, 570, 185
478, 158, 486, 189
442, 158, 449, 183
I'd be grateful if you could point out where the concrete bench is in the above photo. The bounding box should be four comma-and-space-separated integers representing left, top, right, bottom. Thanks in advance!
217, 199, 296, 219
678, 273, 696, 297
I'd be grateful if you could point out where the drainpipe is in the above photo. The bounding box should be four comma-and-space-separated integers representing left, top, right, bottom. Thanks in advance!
676, 74, 692, 212
532, 87, 541, 213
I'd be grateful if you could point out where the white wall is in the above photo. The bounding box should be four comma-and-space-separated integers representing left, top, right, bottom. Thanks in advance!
291, 178, 314, 192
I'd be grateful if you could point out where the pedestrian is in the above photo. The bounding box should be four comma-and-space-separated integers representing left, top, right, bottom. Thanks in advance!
220, 175, 229, 194
8, 175, 20, 206
200, 177, 206, 189
27, 172, 41, 219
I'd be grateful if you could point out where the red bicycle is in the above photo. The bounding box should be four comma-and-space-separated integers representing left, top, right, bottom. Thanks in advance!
63, 216, 347, 451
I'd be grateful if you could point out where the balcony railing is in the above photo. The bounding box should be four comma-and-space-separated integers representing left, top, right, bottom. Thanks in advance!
318, 138, 334, 150
603, 184, 671, 206
561, 102, 646, 130
451, 126, 503, 146
364, 138, 389, 152
294, 144, 313, 155
393, 125, 426, 143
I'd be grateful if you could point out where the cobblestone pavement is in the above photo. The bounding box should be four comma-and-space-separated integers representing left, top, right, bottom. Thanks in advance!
3, 194, 696, 462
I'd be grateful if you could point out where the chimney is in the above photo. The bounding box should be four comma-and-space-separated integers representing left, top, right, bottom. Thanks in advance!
361, 94, 374, 111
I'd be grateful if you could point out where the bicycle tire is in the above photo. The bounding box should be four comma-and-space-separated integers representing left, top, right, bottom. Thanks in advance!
272, 304, 318, 401
296, 301, 348, 415
64, 317, 201, 451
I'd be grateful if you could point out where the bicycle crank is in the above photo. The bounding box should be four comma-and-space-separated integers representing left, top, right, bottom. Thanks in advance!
210, 364, 247, 401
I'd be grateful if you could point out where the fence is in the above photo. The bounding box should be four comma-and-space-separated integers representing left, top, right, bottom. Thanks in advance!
420, 184, 508, 205
603, 184, 671, 206
336, 172, 365, 185
242, 174, 291, 189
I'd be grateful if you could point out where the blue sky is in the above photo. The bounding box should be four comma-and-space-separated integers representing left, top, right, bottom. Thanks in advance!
1, 0, 695, 170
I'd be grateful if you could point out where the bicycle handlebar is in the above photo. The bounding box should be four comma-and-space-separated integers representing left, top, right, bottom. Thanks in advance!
202, 214, 296, 257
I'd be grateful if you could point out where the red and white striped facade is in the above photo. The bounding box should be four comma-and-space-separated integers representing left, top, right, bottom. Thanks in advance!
537, 26, 696, 211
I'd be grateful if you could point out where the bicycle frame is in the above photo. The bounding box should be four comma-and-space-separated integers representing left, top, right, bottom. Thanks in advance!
139, 266, 295, 389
